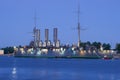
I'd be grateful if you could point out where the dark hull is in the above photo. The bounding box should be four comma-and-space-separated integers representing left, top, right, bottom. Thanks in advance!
14, 55, 102, 59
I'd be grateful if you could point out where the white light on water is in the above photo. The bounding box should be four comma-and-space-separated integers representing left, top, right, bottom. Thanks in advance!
12, 67, 16, 75
11, 67, 17, 79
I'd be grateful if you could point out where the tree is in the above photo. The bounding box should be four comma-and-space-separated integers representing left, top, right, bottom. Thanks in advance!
80, 42, 86, 50
2, 47, 14, 54
116, 43, 120, 53
86, 41, 91, 46
92, 42, 101, 50
102, 43, 111, 50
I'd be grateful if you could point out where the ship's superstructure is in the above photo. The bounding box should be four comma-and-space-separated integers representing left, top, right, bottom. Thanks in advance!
32, 27, 60, 48
33, 27, 40, 48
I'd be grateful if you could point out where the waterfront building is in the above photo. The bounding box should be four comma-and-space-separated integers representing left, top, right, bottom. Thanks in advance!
14, 46, 18, 52
19, 48, 25, 54
0, 50, 4, 55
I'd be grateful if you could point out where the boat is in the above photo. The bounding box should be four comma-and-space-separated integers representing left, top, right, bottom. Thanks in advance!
103, 55, 113, 60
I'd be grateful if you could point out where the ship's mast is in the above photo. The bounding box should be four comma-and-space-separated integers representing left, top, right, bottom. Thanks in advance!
34, 10, 37, 29
77, 1, 80, 47
33, 10, 40, 48
33, 10, 37, 48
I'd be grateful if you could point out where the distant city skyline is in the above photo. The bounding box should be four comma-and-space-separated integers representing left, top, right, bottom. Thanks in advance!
0, 0, 120, 48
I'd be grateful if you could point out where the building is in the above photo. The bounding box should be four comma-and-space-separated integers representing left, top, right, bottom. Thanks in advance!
0, 50, 4, 55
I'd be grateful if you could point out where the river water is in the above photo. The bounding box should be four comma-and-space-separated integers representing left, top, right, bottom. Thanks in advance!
0, 56, 120, 80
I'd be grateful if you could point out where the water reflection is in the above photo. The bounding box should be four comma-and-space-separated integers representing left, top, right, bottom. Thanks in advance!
98, 73, 120, 80
12, 67, 17, 79
11, 59, 17, 80
1, 57, 120, 80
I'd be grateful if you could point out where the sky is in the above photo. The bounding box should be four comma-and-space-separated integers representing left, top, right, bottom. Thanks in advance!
0, 0, 120, 48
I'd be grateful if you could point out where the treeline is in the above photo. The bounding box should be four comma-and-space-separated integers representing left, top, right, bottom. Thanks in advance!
1, 47, 14, 54
80, 41, 120, 53
80, 41, 111, 50
116, 43, 120, 53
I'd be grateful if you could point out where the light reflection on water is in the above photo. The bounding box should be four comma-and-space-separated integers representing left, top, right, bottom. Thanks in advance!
11, 67, 17, 80
0, 56, 120, 80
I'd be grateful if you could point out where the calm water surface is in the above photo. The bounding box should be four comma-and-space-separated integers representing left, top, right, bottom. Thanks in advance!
0, 56, 120, 80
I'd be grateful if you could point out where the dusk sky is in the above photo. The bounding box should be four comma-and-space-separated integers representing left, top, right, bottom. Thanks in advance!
0, 0, 120, 48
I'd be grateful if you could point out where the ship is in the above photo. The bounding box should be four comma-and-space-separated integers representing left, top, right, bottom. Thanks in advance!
14, 46, 104, 59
